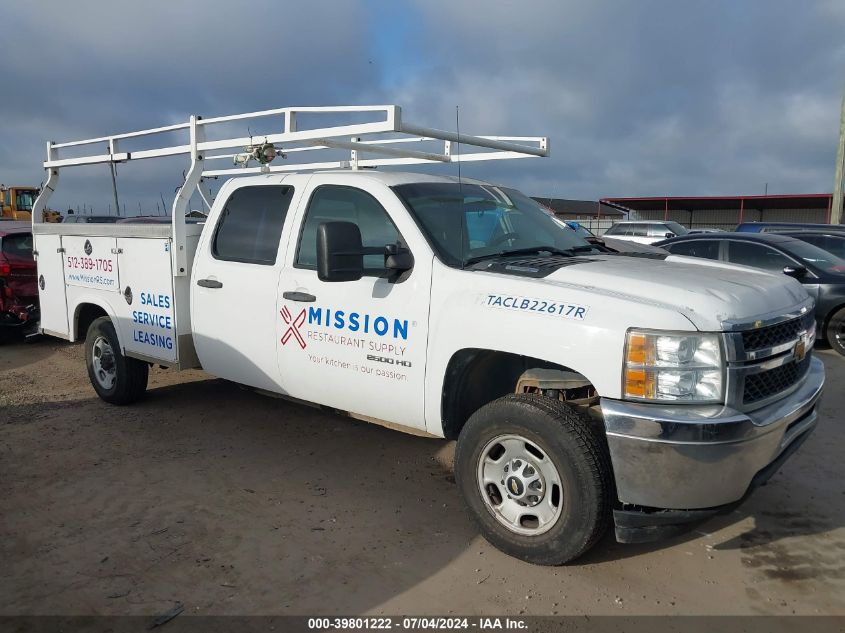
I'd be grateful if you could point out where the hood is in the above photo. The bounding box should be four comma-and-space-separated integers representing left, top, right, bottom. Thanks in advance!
539, 254, 810, 331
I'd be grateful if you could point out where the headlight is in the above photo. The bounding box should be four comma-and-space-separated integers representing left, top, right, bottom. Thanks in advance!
623, 330, 724, 403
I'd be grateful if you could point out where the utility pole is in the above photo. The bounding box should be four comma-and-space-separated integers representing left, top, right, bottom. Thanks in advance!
832, 89, 845, 225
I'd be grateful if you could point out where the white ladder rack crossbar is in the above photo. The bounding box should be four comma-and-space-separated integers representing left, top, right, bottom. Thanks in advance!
41, 105, 548, 169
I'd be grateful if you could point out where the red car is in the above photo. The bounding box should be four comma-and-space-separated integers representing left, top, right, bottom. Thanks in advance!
0, 221, 38, 338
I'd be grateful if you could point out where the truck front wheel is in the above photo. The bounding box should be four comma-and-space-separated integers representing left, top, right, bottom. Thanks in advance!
455, 394, 612, 565
85, 316, 148, 405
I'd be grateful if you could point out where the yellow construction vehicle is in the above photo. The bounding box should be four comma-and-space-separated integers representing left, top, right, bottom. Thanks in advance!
1, 185, 62, 222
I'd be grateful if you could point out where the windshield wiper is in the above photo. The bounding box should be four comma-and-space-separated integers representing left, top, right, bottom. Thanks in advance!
496, 245, 577, 258
463, 245, 592, 267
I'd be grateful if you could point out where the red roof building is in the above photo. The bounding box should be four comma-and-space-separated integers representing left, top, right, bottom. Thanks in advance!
601, 193, 840, 231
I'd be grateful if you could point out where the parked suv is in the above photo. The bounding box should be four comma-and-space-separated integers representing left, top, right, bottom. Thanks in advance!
603, 220, 688, 245
0, 222, 38, 338
657, 232, 845, 356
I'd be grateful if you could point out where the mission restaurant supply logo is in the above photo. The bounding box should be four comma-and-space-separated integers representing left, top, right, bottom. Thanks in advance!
280, 305, 410, 350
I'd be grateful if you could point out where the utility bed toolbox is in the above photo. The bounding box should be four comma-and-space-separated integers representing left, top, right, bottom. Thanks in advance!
33, 222, 202, 366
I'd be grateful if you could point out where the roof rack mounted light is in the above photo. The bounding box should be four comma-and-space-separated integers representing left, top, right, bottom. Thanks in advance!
33, 104, 549, 276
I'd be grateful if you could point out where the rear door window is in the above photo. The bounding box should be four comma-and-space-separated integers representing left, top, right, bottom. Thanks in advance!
629, 224, 648, 237
212, 185, 295, 265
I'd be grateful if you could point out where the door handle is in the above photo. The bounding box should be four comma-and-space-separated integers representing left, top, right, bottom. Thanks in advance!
283, 291, 316, 302
197, 278, 223, 289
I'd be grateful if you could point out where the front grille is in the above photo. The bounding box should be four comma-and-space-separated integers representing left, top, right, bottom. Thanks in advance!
743, 356, 811, 405
741, 315, 810, 353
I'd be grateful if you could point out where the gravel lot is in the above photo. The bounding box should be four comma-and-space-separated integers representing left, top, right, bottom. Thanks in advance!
1, 338, 844, 616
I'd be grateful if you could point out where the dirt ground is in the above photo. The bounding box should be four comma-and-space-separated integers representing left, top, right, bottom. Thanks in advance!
1, 337, 844, 617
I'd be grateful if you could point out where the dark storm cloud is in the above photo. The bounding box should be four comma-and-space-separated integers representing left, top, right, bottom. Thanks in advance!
385, 0, 845, 198
1, 0, 843, 213
0, 0, 378, 213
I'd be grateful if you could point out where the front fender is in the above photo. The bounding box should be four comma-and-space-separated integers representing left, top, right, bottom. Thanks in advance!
424, 263, 695, 435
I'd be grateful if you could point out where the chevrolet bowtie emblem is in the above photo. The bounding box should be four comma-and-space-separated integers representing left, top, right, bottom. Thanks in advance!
794, 332, 808, 363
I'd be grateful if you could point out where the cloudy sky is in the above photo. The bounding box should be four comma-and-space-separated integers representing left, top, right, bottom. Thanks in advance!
2, 0, 844, 215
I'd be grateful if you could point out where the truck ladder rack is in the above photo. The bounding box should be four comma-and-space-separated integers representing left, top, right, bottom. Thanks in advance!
32, 104, 549, 276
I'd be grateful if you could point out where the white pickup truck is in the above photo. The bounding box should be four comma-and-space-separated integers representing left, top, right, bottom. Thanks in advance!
32, 106, 825, 564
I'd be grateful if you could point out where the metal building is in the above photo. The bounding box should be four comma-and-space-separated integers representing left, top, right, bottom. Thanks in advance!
601, 194, 841, 231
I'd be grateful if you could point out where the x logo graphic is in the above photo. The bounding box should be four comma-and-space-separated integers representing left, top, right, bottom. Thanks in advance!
280, 306, 307, 349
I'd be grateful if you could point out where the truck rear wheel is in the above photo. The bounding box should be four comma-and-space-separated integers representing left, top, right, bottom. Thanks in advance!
454, 394, 612, 565
85, 316, 148, 405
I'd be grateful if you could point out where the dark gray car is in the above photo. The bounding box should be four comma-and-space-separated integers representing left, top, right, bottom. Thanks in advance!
656, 232, 845, 356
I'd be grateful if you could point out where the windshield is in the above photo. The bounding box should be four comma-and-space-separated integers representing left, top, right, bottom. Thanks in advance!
393, 182, 596, 267
787, 239, 845, 274
567, 222, 594, 238
665, 221, 688, 236
14, 190, 37, 211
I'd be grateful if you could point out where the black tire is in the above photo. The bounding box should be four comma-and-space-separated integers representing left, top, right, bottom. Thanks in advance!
85, 316, 148, 405
826, 306, 845, 357
455, 394, 612, 565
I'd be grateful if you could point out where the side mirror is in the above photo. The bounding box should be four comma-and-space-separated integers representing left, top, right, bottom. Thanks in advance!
783, 265, 808, 279
665, 232, 675, 239
385, 242, 414, 273
317, 221, 363, 282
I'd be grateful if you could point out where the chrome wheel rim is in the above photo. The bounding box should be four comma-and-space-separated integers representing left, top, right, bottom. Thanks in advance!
91, 336, 117, 390
476, 434, 563, 536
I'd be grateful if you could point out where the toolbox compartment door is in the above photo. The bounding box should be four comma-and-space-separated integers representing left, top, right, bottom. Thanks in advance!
115, 237, 178, 363
34, 234, 69, 336
61, 236, 120, 293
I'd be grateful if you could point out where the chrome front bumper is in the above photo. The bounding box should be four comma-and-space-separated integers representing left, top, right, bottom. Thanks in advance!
601, 356, 825, 510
